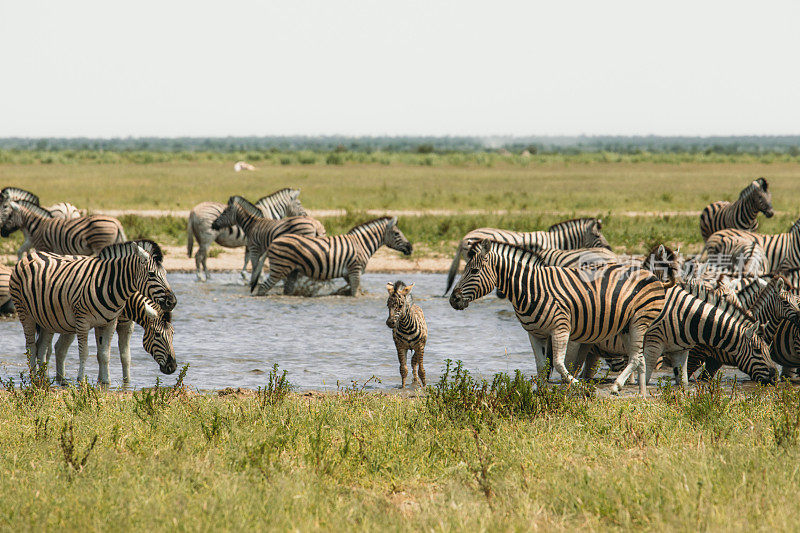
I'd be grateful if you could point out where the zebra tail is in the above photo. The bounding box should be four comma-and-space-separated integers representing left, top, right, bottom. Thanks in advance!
444, 241, 465, 296
186, 218, 194, 257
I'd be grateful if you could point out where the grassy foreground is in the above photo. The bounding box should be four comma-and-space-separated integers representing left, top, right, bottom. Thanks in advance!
2, 364, 800, 531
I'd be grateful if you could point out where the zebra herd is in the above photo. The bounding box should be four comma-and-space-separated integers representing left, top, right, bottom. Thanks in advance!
1, 177, 800, 393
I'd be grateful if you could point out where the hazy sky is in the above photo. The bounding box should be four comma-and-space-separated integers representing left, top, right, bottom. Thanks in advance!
1, 0, 798, 137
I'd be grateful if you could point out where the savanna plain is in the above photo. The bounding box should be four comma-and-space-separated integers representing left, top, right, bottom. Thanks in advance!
2, 153, 800, 531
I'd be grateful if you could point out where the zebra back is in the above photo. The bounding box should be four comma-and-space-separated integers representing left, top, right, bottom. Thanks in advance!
255, 188, 301, 219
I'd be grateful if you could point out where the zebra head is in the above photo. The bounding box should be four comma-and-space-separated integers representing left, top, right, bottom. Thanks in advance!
766, 276, 800, 329
0, 200, 19, 237
583, 219, 612, 250
285, 199, 308, 217
450, 239, 496, 310
749, 178, 773, 218
741, 322, 778, 384
143, 309, 177, 375
386, 281, 413, 328
383, 217, 413, 255
210, 200, 240, 231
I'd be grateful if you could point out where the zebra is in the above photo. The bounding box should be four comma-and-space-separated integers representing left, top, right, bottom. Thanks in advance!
687, 276, 800, 381
42, 292, 176, 384
186, 188, 301, 281
0, 187, 40, 205
46, 202, 83, 219
0, 264, 11, 310
698, 217, 800, 276
254, 216, 412, 296
444, 217, 611, 295
386, 281, 427, 388
699, 178, 773, 241
0, 187, 83, 219
0, 200, 126, 255
449, 240, 672, 395
9, 242, 173, 384
210, 196, 325, 287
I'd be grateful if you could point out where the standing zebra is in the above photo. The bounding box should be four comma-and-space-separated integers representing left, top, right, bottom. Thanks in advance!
449, 240, 672, 395
1, 200, 83, 258
186, 188, 301, 281
254, 217, 412, 296
10, 242, 173, 384
699, 217, 800, 275
210, 196, 325, 287
386, 281, 427, 388
444, 218, 611, 295
0, 201, 126, 255
699, 178, 773, 241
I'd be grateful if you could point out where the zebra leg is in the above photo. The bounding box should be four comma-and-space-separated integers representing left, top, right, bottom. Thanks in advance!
95, 321, 117, 385
35, 330, 54, 370
20, 317, 38, 370
528, 333, 549, 380
54, 334, 75, 385
117, 320, 134, 384
396, 344, 409, 388
415, 345, 426, 386
565, 342, 589, 377
76, 329, 90, 383
580, 348, 600, 380
612, 328, 648, 396
698, 358, 723, 382
410, 350, 420, 385
16, 236, 32, 260
672, 350, 689, 387
642, 339, 664, 387
250, 252, 268, 289
551, 330, 578, 385
283, 270, 300, 295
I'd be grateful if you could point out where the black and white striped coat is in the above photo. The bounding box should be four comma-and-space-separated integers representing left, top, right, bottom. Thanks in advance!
211, 197, 325, 287
445, 217, 611, 295
256, 217, 413, 296
699, 178, 773, 241
10, 242, 172, 384
699, 218, 800, 276
186, 188, 301, 281
449, 240, 671, 395
386, 281, 427, 387
0, 200, 126, 255
0, 264, 11, 309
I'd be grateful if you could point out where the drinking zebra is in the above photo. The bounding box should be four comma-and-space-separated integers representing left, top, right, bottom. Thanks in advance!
386, 281, 427, 388
186, 188, 301, 281
699, 178, 773, 241
699, 217, 800, 275
253, 217, 412, 296
687, 276, 800, 381
210, 196, 325, 287
444, 217, 611, 295
449, 240, 672, 395
9, 242, 174, 384
0, 200, 126, 255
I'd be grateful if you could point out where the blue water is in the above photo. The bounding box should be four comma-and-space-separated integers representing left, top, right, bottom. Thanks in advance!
0, 272, 539, 390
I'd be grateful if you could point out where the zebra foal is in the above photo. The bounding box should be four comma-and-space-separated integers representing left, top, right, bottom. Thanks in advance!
449, 240, 672, 395
386, 281, 427, 388
445, 217, 611, 295
254, 217, 412, 296
699, 178, 773, 241
10, 242, 175, 384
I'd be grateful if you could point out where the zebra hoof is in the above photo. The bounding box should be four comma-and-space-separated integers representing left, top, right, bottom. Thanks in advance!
609, 383, 621, 395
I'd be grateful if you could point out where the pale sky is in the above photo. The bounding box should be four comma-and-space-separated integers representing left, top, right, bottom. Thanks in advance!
1, 0, 798, 137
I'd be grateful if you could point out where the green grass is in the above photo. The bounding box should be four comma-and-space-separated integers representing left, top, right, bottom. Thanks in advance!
2, 363, 800, 531
1, 157, 799, 213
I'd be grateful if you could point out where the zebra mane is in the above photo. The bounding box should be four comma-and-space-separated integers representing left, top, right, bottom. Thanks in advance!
755, 177, 768, 191
745, 275, 786, 315
1, 187, 39, 205
347, 217, 395, 235
467, 240, 547, 267
256, 188, 300, 206
683, 280, 757, 324
99, 239, 164, 265
15, 200, 53, 218
547, 217, 600, 232
228, 196, 262, 218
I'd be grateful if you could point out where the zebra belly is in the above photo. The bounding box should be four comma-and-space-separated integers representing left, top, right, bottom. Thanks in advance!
214, 227, 246, 248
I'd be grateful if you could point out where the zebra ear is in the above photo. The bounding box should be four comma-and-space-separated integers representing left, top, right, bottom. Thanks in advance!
399, 283, 414, 296
386, 282, 394, 293
142, 301, 159, 319
388, 217, 398, 228
596, 219, 603, 230
479, 239, 492, 256
136, 245, 151, 262
7, 201, 20, 211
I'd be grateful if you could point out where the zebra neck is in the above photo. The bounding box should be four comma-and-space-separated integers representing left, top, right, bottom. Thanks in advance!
494, 253, 530, 306
19, 208, 44, 238
235, 207, 263, 233
349, 223, 386, 258
100, 257, 143, 308
732, 191, 760, 222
